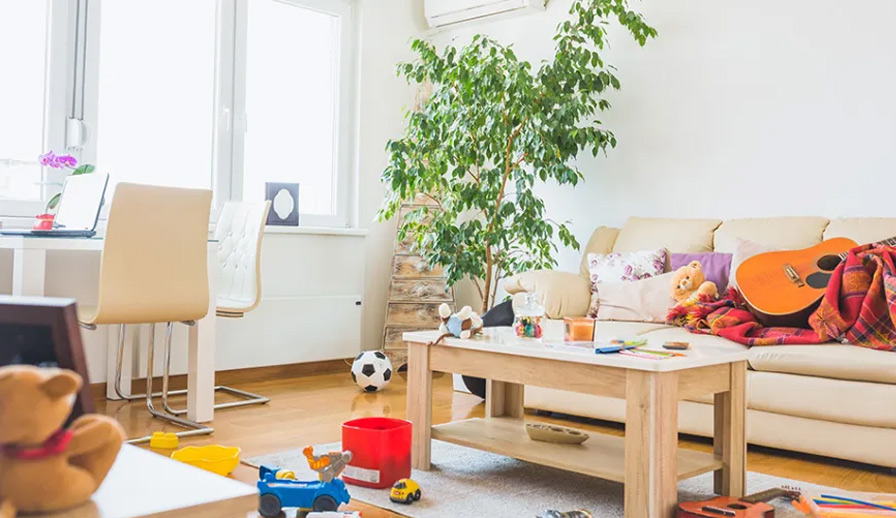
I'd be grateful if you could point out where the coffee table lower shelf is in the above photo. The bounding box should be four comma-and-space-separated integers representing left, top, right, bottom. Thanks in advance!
431, 417, 722, 483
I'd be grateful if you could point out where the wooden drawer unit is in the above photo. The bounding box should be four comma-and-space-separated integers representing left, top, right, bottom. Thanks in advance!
392, 255, 445, 278
389, 278, 453, 303
382, 202, 455, 368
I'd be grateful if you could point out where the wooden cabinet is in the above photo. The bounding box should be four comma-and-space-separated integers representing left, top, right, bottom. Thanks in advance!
382, 203, 454, 369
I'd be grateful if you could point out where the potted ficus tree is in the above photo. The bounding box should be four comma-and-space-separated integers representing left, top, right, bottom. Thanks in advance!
378, 0, 656, 314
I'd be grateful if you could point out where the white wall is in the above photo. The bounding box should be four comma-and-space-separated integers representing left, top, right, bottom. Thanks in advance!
432, 0, 896, 279
356, 0, 428, 349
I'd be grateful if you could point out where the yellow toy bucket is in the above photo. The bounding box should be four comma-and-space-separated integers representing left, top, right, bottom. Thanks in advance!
171, 445, 241, 476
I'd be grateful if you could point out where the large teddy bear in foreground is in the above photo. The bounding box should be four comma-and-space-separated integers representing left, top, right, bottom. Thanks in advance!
670, 260, 718, 304
0, 365, 125, 518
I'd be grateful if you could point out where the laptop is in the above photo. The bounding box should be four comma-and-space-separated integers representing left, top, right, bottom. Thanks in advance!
0, 173, 110, 238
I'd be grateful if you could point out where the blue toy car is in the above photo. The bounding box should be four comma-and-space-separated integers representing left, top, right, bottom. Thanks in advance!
257, 466, 352, 517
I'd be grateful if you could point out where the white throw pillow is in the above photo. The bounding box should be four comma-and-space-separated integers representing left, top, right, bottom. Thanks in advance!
594, 272, 676, 323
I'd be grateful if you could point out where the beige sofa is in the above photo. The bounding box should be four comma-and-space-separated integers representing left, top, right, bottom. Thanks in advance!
505, 216, 896, 468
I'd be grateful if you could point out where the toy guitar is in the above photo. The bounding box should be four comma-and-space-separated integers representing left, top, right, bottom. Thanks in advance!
678, 487, 801, 518
735, 236, 896, 326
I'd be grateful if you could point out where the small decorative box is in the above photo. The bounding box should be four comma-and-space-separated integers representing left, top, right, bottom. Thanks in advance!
564, 317, 595, 342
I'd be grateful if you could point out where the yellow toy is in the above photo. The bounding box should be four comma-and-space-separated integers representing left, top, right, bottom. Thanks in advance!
302, 446, 353, 483
390, 478, 422, 504
171, 445, 241, 476
149, 432, 179, 449
670, 260, 718, 303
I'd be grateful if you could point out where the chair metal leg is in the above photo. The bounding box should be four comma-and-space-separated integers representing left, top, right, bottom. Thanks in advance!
161, 322, 270, 416
112, 323, 189, 402
126, 323, 213, 445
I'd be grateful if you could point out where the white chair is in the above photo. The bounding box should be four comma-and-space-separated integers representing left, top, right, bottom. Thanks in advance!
161, 200, 272, 416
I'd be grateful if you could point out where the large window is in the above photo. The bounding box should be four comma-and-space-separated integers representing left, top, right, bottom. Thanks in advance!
240, 0, 344, 221
0, 0, 357, 227
0, 1, 53, 205
95, 1, 218, 193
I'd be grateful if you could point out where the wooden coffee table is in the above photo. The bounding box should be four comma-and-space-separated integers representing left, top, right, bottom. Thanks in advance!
404, 328, 749, 518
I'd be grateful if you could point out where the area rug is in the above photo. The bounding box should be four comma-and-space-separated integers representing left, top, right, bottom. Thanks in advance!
249, 441, 828, 518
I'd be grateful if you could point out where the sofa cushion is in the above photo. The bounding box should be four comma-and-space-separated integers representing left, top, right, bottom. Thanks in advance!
824, 217, 896, 246
749, 344, 896, 384
612, 217, 722, 255
749, 371, 896, 428
714, 217, 829, 253
579, 226, 621, 276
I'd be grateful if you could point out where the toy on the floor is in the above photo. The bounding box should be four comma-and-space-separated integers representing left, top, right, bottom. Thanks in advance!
303, 446, 353, 483
670, 260, 718, 304
149, 431, 179, 449
351, 351, 393, 393
390, 478, 422, 504
257, 466, 352, 517
538, 510, 593, 518
0, 365, 125, 518
439, 303, 483, 339
170, 445, 241, 476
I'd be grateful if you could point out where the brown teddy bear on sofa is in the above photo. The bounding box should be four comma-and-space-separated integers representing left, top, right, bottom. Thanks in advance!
0, 365, 125, 518
670, 260, 718, 304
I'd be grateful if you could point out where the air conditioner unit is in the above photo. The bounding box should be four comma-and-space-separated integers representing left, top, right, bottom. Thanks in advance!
424, 0, 547, 29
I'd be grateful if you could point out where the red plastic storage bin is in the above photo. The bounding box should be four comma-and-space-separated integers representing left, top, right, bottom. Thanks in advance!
341, 417, 411, 489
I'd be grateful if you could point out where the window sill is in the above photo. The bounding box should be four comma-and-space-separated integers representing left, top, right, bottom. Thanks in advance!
263, 225, 368, 237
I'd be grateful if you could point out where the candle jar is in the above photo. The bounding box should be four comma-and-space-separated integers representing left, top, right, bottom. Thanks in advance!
513, 293, 545, 339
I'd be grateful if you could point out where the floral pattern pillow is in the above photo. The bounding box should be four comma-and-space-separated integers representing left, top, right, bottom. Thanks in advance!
586, 248, 667, 317
587, 248, 667, 289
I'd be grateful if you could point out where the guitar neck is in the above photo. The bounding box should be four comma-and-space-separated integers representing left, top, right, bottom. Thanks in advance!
837, 236, 896, 260
741, 488, 789, 504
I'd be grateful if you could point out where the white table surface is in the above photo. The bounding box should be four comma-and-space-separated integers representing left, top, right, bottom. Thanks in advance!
404, 326, 751, 372
39, 445, 258, 518
0, 235, 218, 423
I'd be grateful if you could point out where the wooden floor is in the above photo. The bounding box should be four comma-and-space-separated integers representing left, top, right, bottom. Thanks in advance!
98, 369, 896, 517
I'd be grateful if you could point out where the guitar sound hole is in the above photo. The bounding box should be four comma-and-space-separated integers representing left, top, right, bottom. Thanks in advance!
817, 254, 842, 271
806, 271, 831, 289
727, 504, 748, 510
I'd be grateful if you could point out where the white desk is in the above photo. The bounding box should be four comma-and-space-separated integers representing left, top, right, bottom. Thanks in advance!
0, 235, 217, 423
32, 445, 258, 518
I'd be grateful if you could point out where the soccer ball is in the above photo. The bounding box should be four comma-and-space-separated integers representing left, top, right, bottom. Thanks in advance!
351, 351, 393, 393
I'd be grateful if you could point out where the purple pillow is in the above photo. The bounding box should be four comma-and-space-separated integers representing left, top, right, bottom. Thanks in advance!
669, 252, 733, 292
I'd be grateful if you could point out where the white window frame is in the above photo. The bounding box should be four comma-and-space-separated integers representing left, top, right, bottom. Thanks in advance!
0, 0, 80, 218
6, 0, 358, 228
230, 0, 358, 228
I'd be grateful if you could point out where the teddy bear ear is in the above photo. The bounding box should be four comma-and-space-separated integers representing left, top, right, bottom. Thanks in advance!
40, 370, 83, 399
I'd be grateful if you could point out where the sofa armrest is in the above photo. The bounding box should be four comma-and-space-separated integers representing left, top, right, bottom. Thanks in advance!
504, 270, 592, 319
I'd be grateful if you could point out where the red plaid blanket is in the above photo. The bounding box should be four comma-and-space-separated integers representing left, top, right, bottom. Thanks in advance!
666, 245, 896, 349
810, 244, 896, 350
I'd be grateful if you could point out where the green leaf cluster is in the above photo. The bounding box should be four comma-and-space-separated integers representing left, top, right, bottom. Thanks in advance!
378, 0, 656, 312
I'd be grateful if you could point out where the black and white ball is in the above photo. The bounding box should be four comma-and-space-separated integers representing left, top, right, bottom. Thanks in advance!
351, 351, 393, 393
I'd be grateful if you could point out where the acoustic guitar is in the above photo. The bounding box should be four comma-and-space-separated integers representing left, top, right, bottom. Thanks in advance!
678, 487, 801, 518
735, 236, 896, 327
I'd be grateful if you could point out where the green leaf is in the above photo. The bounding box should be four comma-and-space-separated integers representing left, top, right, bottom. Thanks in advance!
46, 193, 62, 211
72, 164, 95, 175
